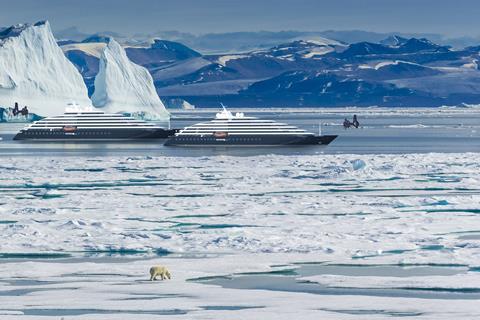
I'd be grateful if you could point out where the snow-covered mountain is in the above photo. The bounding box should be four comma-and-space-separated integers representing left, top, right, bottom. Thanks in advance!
0, 21, 91, 116
126, 39, 201, 66
380, 35, 409, 47
61, 28, 480, 107
62, 38, 207, 97
91, 39, 169, 120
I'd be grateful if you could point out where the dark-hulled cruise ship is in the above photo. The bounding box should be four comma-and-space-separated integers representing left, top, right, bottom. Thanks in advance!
14, 109, 175, 141
164, 107, 337, 146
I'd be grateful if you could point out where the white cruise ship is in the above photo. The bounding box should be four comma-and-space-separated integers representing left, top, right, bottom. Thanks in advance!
164, 106, 337, 146
14, 107, 175, 141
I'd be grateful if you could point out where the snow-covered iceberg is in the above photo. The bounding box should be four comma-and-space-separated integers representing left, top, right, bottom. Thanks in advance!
91, 39, 170, 120
0, 21, 91, 117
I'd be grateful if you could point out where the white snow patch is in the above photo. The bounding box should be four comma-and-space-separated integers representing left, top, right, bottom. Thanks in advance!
61, 42, 107, 58
374, 60, 398, 70
462, 59, 478, 69
358, 64, 374, 69
374, 60, 425, 70
303, 47, 334, 58
296, 37, 344, 47
217, 55, 248, 66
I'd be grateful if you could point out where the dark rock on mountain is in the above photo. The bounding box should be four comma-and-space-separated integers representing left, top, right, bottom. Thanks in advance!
357, 61, 442, 80
126, 39, 201, 69
61, 32, 480, 107
339, 38, 450, 59
0, 23, 31, 40
380, 35, 409, 46
398, 38, 450, 53
81, 34, 112, 43
175, 71, 443, 108
155, 63, 240, 88
64, 50, 100, 96
57, 40, 79, 46
238, 71, 423, 106
340, 42, 395, 57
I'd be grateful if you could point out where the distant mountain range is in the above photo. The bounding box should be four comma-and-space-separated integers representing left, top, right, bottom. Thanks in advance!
7, 21, 480, 114
54, 28, 480, 53
61, 32, 480, 107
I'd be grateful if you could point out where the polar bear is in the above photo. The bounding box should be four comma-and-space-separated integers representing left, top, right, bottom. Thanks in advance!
149, 265, 171, 281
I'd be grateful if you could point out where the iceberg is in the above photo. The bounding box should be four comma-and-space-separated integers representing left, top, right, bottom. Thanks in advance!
182, 99, 195, 110
91, 38, 170, 120
0, 21, 91, 117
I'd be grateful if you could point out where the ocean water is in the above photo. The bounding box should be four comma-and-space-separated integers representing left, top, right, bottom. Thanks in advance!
1, 108, 479, 156
0, 108, 480, 319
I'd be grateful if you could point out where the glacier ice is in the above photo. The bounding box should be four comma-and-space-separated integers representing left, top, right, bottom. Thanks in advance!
91, 38, 170, 120
0, 21, 91, 116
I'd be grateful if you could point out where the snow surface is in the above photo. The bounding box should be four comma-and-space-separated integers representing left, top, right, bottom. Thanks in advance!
0, 21, 91, 116
1, 152, 480, 258
61, 42, 107, 58
217, 54, 248, 66
91, 39, 169, 120
374, 60, 423, 70
390, 69, 480, 95
156, 79, 256, 96
295, 38, 344, 47
302, 46, 334, 58
358, 64, 374, 69
1, 152, 480, 318
375, 60, 399, 70
461, 59, 478, 70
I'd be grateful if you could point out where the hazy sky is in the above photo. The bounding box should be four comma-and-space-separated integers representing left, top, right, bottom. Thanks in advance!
1, 0, 479, 37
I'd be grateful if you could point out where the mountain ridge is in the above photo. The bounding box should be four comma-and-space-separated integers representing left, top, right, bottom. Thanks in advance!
63, 33, 480, 107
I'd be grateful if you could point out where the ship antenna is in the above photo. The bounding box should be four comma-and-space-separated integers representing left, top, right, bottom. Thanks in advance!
217, 102, 233, 120
220, 102, 228, 112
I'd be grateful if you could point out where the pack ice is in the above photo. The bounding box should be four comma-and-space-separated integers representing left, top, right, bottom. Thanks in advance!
0, 21, 91, 116
91, 39, 170, 120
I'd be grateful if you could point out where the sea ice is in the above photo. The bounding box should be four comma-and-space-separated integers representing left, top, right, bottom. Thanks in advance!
1, 153, 480, 318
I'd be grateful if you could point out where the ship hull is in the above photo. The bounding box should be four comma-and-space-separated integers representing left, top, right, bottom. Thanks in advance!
13, 128, 176, 141
164, 134, 337, 146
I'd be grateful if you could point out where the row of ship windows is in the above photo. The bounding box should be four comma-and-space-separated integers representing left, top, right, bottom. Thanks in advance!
31, 131, 112, 135
177, 137, 262, 142
32, 125, 153, 128
185, 127, 299, 129
186, 129, 295, 131
193, 124, 285, 127
61, 114, 123, 117
36, 122, 146, 124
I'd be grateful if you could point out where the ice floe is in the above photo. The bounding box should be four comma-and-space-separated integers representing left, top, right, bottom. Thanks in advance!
1, 153, 480, 318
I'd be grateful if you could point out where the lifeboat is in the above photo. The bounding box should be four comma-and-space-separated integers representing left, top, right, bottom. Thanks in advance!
63, 126, 77, 133
213, 131, 228, 139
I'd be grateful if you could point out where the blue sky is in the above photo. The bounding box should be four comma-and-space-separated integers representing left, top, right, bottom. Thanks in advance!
1, 0, 479, 37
